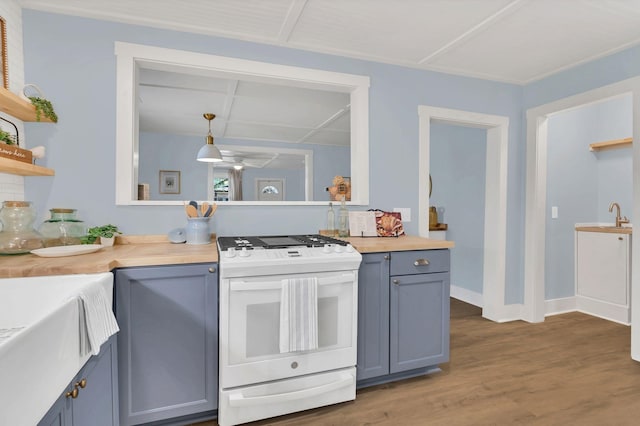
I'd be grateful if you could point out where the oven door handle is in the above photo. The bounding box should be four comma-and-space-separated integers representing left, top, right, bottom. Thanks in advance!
230, 273, 355, 292
227, 372, 353, 407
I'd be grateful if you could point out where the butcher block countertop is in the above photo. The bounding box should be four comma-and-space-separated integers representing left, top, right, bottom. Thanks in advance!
575, 225, 632, 234
345, 235, 454, 253
0, 235, 218, 278
0, 234, 453, 278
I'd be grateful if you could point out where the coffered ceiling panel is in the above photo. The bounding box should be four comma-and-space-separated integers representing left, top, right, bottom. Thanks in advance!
20, 0, 640, 84
426, 0, 640, 82
288, 0, 515, 63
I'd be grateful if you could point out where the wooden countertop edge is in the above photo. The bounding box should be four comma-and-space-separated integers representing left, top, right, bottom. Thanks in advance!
0, 234, 453, 278
575, 226, 632, 235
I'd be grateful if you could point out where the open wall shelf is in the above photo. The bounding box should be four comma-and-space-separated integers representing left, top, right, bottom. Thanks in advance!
589, 137, 632, 152
0, 156, 54, 176
0, 87, 53, 122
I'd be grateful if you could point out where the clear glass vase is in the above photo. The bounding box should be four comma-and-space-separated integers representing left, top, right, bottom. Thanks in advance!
39, 208, 86, 247
0, 201, 44, 254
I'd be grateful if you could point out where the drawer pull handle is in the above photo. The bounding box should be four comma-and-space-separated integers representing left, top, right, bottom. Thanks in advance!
414, 259, 430, 266
75, 378, 87, 389
65, 387, 79, 399
384, 255, 390, 260
209, 267, 216, 273
393, 279, 400, 285
619, 237, 623, 241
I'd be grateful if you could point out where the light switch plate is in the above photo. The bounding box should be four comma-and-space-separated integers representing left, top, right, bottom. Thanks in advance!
393, 207, 411, 222
551, 206, 558, 219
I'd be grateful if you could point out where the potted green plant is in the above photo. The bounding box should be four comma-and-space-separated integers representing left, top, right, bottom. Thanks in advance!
23, 83, 58, 123
81, 224, 121, 246
28, 96, 58, 123
0, 129, 15, 145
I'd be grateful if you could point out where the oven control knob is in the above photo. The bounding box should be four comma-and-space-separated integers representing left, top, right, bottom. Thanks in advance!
239, 247, 251, 257
225, 248, 236, 258
322, 244, 333, 253
334, 245, 344, 253
345, 244, 355, 253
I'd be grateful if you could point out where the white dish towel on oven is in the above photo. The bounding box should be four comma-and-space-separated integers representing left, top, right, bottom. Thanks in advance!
279, 277, 318, 353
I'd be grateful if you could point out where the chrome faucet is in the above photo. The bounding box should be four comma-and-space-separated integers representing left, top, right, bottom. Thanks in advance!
608, 202, 629, 228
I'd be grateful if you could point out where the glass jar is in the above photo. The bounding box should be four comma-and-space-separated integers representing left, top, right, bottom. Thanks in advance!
0, 201, 44, 254
39, 208, 86, 247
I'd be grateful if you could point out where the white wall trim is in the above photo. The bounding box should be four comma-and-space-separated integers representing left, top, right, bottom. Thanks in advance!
418, 105, 509, 323
576, 296, 630, 326
545, 297, 577, 317
450, 285, 483, 308
524, 75, 640, 360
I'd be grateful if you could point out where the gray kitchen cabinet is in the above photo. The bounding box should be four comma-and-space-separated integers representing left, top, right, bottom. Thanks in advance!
38, 335, 119, 426
357, 249, 450, 387
356, 252, 390, 381
115, 264, 218, 426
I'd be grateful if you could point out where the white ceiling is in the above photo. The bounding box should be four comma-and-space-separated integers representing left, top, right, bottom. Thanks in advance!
19, 0, 640, 84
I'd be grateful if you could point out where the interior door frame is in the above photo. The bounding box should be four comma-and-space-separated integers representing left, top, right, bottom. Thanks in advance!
418, 105, 510, 322
524, 76, 640, 362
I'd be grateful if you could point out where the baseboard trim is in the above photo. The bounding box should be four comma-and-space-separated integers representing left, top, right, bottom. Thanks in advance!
450, 285, 483, 307
576, 296, 630, 325
545, 297, 576, 317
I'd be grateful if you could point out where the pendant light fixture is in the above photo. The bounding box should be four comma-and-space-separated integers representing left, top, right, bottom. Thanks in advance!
197, 113, 223, 162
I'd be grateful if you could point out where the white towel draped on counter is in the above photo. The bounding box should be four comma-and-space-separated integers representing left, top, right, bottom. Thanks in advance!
279, 277, 318, 353
78, 284, 120, 356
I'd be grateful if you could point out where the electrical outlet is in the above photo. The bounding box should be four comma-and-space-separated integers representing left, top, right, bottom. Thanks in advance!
393, 208, 411, 222
551, 206, 558, 219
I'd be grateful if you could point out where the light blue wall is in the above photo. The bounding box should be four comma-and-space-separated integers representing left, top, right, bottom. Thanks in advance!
139, 132, 208, 201
430, 123, 486, 295
21, 10, 523, 301
545, 95, 632, 300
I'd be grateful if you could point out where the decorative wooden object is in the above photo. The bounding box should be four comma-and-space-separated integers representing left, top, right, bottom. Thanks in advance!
0, 86, 53, 122
589, 137, 632, 152
0, 144, 32, 164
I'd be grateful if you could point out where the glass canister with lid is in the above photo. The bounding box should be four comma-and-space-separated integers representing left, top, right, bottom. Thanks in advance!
39, 208, 86, 246
0, 201, 44, 254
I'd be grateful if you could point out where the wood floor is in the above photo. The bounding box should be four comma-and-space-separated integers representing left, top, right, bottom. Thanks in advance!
199, 299, 640, 425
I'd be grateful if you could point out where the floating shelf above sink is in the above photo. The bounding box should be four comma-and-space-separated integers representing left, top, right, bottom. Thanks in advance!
589, 137, 632, 152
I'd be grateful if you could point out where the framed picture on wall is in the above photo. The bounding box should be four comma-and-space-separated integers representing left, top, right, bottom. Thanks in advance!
159, 170, 180, 194
0, 16, 8, 89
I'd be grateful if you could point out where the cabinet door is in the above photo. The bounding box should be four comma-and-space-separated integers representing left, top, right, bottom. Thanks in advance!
116, 264, 218, 426
576, 232, 629, 305
38, 393, 69, 426
356, 253, 390, 381
389, 272, 450, 374
38, 336, 118, 426
71, 335, 119, 426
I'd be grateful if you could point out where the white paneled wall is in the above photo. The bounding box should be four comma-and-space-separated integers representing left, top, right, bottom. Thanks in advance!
0, 0, 26, 203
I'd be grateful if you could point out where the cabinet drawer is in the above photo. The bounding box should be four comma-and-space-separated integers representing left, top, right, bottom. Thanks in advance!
390, 249, 449, 276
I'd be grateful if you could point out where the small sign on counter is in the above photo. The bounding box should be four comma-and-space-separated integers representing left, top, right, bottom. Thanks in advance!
348, 211, 377, 237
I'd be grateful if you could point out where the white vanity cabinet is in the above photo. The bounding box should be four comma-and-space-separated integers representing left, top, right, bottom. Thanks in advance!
575, 229, 631, 324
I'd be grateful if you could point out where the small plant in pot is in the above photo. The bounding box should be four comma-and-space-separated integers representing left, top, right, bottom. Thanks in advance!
0, 129, 15, 145
81, 224, 121, 246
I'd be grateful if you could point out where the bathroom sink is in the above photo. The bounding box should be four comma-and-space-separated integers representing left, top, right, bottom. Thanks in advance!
0, 272, 114, 426
575, 223, 632, 233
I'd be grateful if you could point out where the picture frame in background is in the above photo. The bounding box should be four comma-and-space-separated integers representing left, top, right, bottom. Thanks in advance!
0, 16, 8, 89
159, 170, 181, 194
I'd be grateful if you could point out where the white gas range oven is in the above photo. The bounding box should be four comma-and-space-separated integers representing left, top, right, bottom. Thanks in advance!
217, 235, 362, 426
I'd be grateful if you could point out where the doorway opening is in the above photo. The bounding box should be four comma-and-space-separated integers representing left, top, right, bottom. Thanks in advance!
524, 77, 640, 335
418, 106, 510, 322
